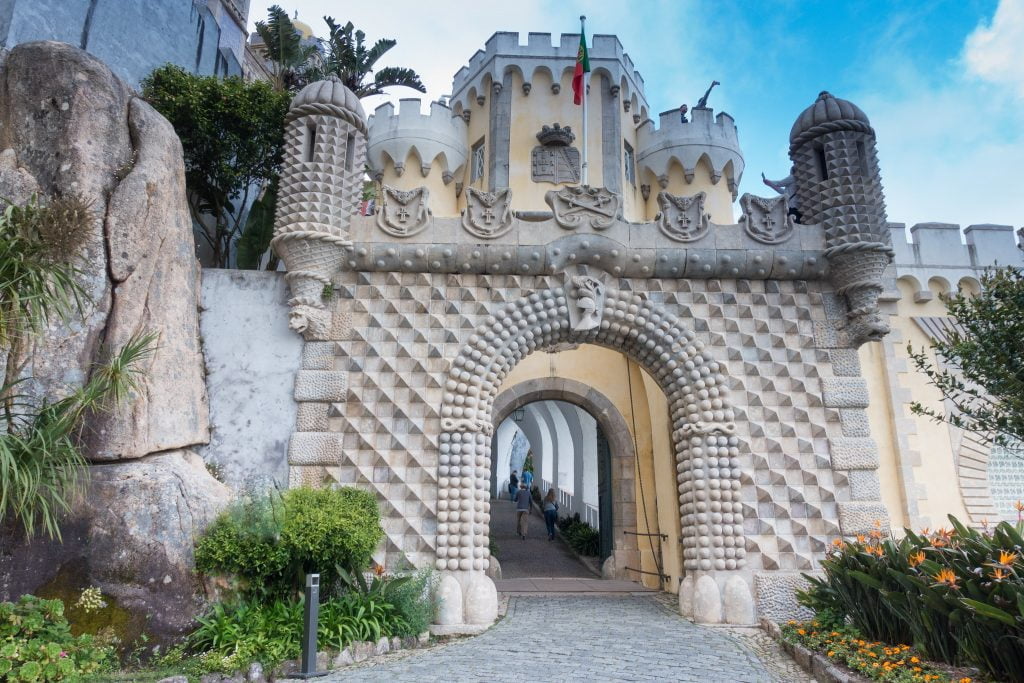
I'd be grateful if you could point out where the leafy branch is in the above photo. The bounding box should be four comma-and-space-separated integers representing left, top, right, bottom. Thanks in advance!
908, 266, 1024, 448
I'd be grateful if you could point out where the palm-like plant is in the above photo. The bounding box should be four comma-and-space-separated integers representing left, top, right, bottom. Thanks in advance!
254, 5, 319, 92
313, 17, 426, 98
0, 197, 157, 539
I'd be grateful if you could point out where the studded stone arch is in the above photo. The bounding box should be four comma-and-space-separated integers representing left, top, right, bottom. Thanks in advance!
435, 275, 746, 576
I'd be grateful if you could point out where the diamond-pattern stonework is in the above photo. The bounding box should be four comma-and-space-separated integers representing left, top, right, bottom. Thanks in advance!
292, 273, 857, 577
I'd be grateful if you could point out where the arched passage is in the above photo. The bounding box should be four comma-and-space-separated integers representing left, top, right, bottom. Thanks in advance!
492, 380, 639, 570
433, 272, 750, 629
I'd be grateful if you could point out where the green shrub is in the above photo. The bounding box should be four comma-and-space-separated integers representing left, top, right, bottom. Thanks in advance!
336, 567, 436, 638
185, 591, 408, 671
0, 595, 115, 681
800, 515, 1024, 681
194, 487, 384, 599
557, 515, 600, 556
280, 487, 382, 588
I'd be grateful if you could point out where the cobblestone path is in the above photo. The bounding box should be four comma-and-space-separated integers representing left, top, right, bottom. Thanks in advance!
322, 594, 806, 682
489, 498, 596, 578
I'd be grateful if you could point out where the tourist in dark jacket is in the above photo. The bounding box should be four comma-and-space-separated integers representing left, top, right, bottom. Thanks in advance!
542, 488, 559, 541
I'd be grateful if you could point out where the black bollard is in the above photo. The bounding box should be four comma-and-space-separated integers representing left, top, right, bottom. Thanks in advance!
296, 573, 327, 678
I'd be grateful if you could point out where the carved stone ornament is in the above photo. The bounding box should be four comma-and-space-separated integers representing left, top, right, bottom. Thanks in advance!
568, 275, 606, 331
655, 191, 710, 242
739, 193, 795, 245
531, 124, 580, 184
462, 187, 513, 239
376, 185, 431, 237
545, 185, 620, 230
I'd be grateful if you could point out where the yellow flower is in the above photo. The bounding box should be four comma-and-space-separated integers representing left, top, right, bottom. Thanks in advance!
960, 678, 973, 683
827, 651, 835, 657
997, 550, 1018, 566
933, 567, 959, 588
910, 656, 920, 663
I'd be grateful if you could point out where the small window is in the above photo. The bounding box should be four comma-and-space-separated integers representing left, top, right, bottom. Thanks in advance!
305, 124, 317, 162
471, 139, 485, 183
814, 143, 828, 181
345, 133, 355, 171
855, 140, 869, 176
623, 141, 636, 187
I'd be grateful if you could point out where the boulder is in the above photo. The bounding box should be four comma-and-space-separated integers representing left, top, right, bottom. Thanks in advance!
0, 451, 230, 645
0, 40, 220, 647
0, 41, 208, 458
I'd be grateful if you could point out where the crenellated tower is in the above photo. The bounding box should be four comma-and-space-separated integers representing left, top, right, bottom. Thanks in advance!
636, 106, 744, 224
789, 91, 892, 345
272, 76, 367, 338
366, 99, 469, 217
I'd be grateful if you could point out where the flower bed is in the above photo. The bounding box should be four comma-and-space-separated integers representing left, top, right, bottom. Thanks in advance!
795, 515, 1024, 682
781, 620, 975, 683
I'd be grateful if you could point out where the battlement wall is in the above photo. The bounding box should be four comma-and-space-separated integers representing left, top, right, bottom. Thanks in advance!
890, 222, 1022, 295
449, 31, 648, 116
367, 98, 469, 178
636, 106, 744, 191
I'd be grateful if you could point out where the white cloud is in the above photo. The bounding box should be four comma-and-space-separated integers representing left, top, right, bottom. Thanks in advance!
964, 0, 1024, 98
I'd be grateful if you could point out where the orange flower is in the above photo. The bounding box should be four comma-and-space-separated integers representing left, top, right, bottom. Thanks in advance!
867, 544, 884, 557
797, 628, 806, 635
869, 529, 882, 539
908, 550, 926, 567
374, 562, 385, 576
931, 537, 948, 548
831, 538, 844, 547
990, 567, 1009, 581
1014, 500, 1024, 512
856, 533, 867, 543
933, 568, 959, 588
960, 678, 973, 683
997, 550, 1018, 566
919, 527, 931, 536
827, 650, 835, 657
910, 656, 920, 664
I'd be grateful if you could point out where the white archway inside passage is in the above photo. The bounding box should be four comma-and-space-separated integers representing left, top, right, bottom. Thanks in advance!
492, 399, 601, 528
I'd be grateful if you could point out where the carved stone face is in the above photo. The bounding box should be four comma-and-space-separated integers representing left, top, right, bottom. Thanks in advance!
847, 312, 890, 345
288, 305, 331, 340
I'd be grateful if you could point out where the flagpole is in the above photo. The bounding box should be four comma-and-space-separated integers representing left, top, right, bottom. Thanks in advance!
580, 15, 588, 186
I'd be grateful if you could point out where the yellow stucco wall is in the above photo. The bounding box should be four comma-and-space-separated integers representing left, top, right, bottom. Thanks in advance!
640, 160, 735, 224
500, 343, 680, 590
862, 278, 972, 532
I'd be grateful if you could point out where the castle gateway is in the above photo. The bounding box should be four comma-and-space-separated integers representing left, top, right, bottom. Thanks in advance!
266, 32, 1018, 632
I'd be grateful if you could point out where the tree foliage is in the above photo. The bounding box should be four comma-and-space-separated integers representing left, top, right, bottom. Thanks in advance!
141, 65, 290, 268
313, 17, 426, 98
253, 4, 319, 92
908, 266, 1024, 447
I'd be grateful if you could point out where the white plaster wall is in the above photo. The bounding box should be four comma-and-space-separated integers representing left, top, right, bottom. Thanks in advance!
198, 269, 302, 491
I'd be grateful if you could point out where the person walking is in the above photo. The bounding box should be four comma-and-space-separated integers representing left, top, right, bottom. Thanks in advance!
542, 488, 559, 541
522, 467, 534, 492
515, 483, 531, 539
508, 470, 519, 499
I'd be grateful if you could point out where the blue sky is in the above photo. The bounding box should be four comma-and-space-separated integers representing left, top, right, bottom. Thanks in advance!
263, 0, 1023, 229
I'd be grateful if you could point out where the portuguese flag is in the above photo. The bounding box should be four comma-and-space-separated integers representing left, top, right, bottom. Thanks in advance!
572, 30, 590, 105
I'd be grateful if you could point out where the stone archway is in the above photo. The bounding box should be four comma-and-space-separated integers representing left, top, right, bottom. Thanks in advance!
432, 272, 752, 631
491, 378, 640, 577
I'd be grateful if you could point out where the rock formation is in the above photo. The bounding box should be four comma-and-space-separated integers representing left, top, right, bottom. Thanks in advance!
0, 42, 228, 645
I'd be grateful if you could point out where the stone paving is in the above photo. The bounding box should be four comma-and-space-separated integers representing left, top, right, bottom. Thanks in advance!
489, 498, 596, 579
321, 594, 808, 682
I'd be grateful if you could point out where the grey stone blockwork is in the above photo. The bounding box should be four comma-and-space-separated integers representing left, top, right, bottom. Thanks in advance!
754, 573, 815, 623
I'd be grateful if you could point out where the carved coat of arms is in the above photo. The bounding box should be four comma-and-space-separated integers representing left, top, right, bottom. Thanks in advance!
545, 185, 620, 230
739, 193, 795, 244
461, 187, 513, 239
531, 123, 580, 184
655, 191, 710, 242
376, 185, 431, 237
